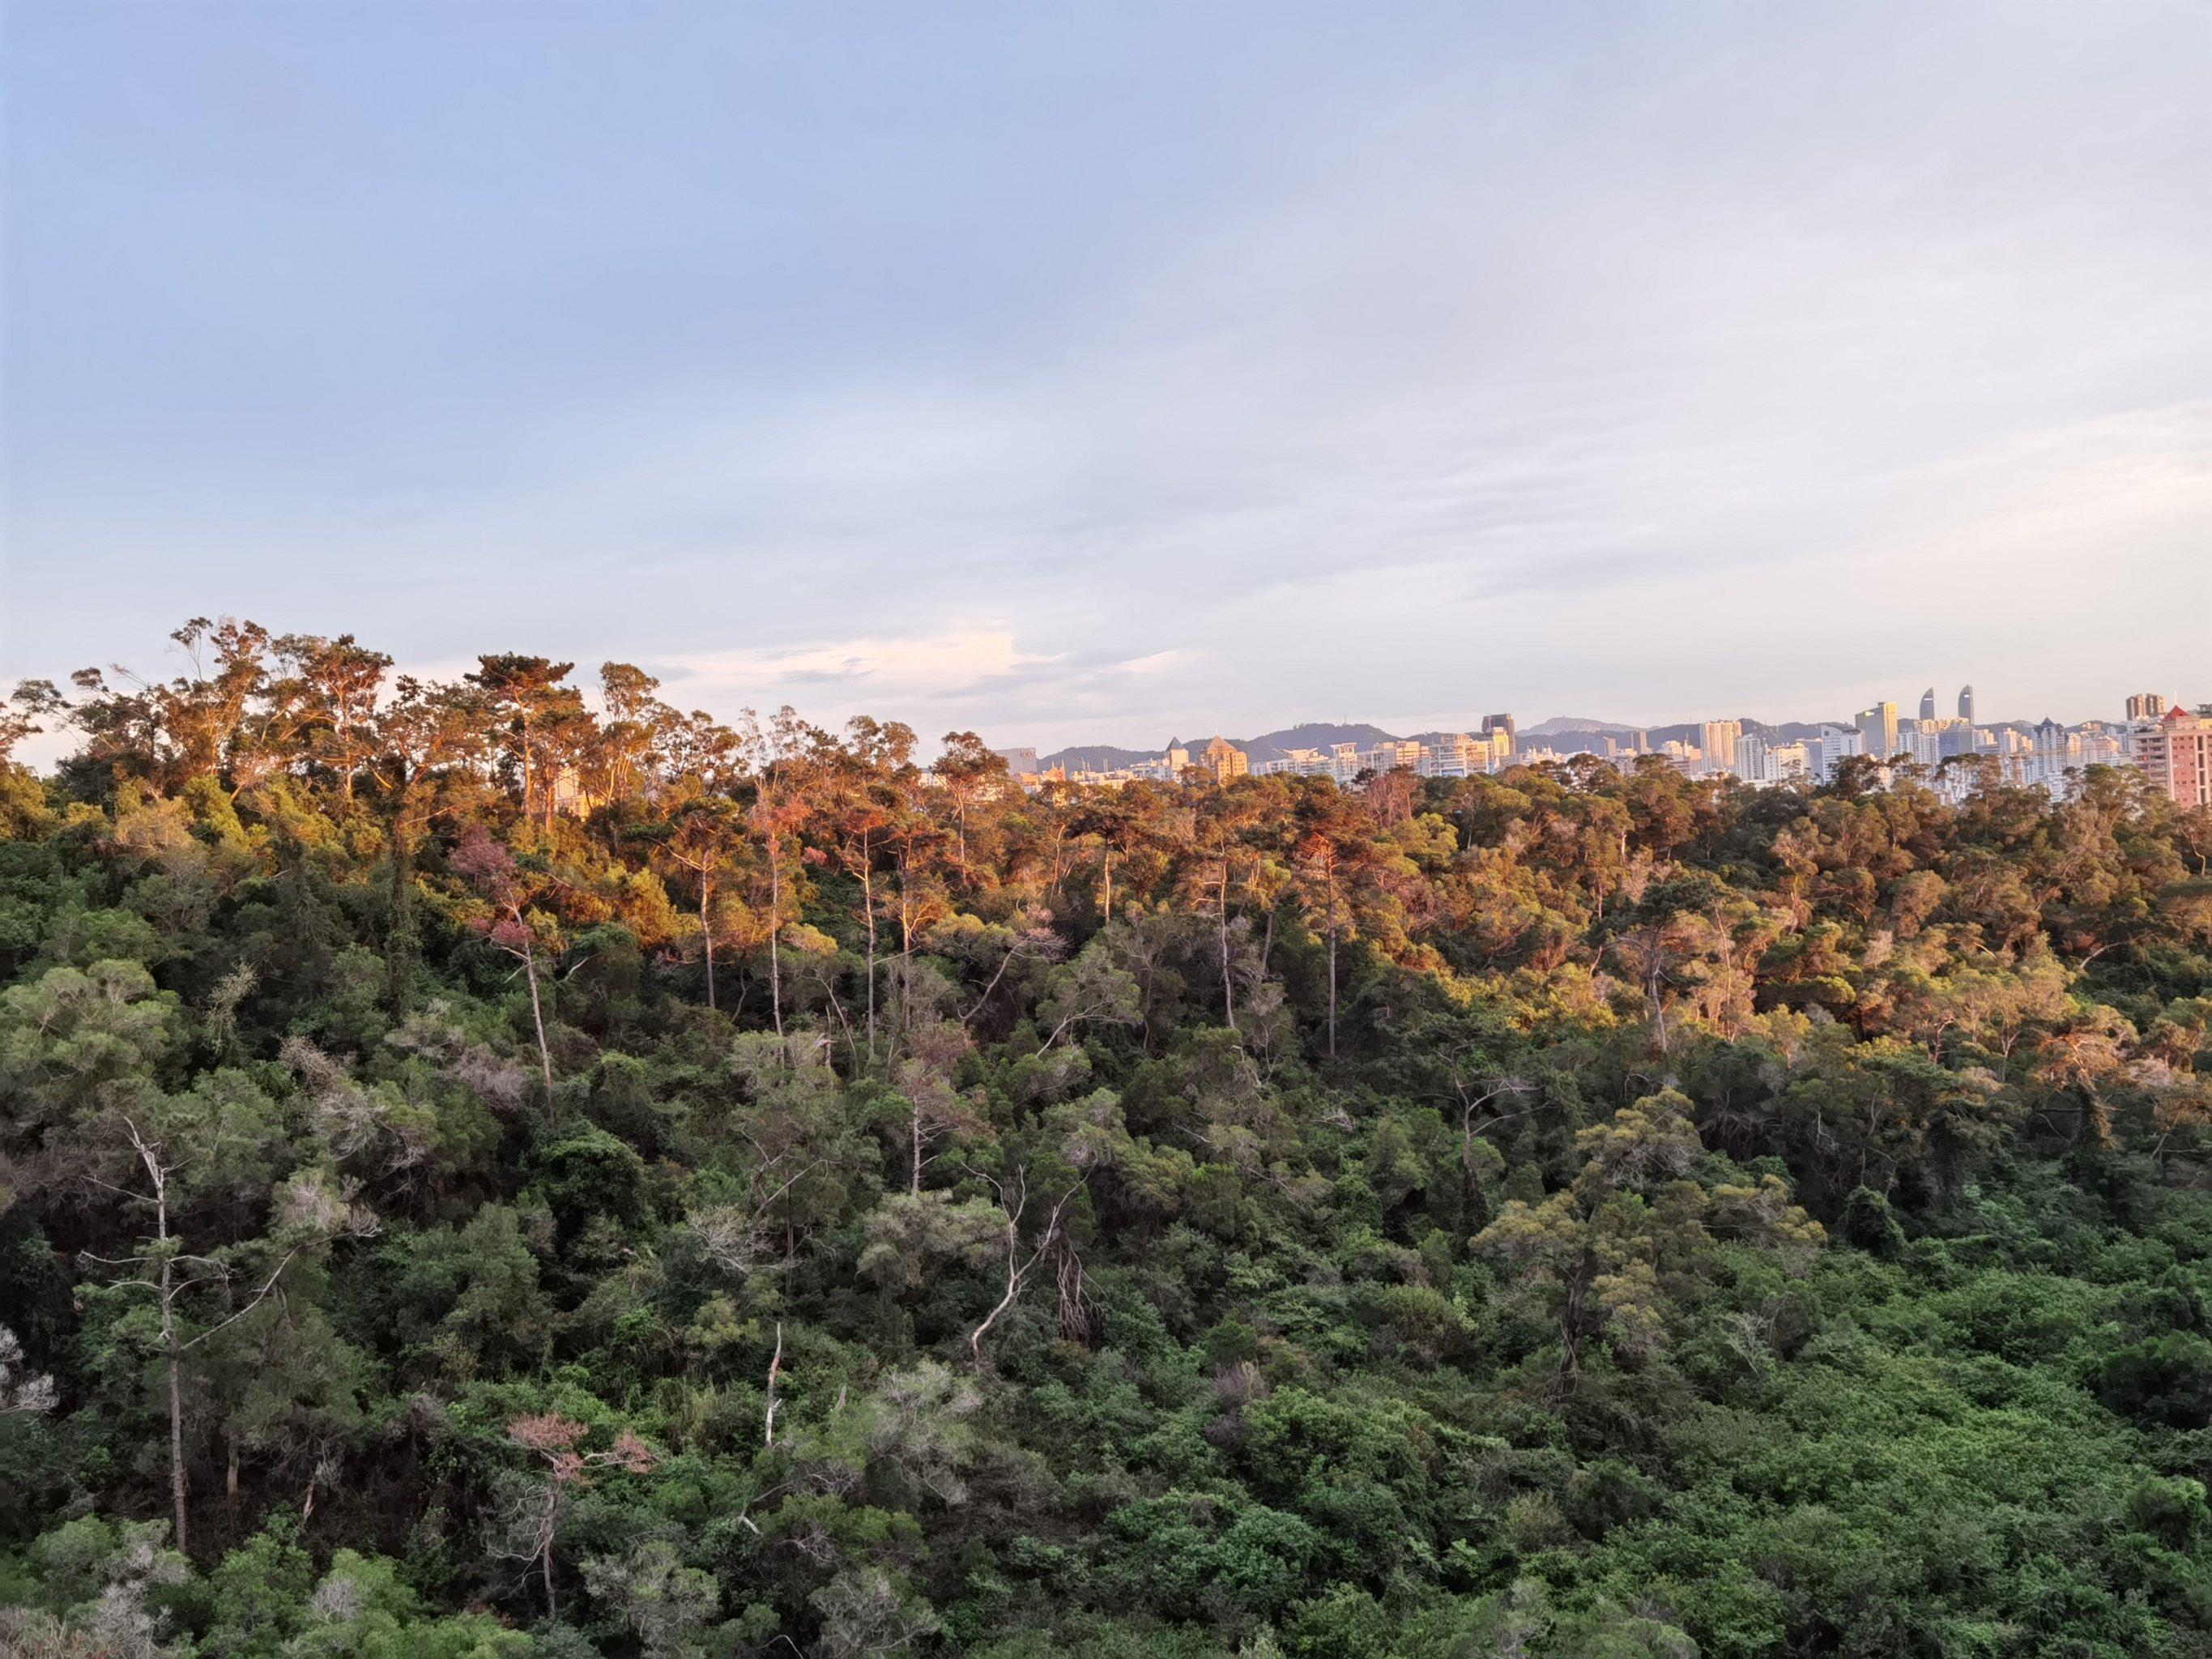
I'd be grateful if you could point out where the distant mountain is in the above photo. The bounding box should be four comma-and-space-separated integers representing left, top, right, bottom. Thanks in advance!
1521, 716, 1642, 738
1043, 723, 1405, 774
1238, 722, 1401, 766
1044, 714, 1864, 773
1041, 744, 1159, 772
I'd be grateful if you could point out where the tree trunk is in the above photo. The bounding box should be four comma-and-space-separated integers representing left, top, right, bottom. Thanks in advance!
862, 851, 877, 1064
1217, 855, 1235, 1032
971, 1214, 1024, 1367
540, 1492, 559, 1620
1326, 864, 1339, 1058
766, 829, 785, 1042
522, 931, 556, 1117
699, 872, 717, 1012
164, 1285, 187, 1554
970, 1188, 1071, 1368
519, 707, 534, 831
1460, 1107, 1490, 1231
1551, 1251, 1595, 1404
897, 859, 914, 1043
763, 1321, 783, 1447
152, 1172, 189, 1555
384, 818, 415, 1015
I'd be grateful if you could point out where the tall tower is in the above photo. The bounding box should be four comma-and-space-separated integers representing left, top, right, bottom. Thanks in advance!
1856, 702, 1899, 760
2127, 693, 2168, 722
1700, 719, 1743, 778
2136, 707, 2212, 807
1918, 688, 1935, 722
1957, 685, 1975, 723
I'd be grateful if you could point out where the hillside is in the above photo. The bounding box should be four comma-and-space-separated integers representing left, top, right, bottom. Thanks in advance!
1520, 715, 1643, 738
2, 636, 2208, 1659
1236, 721, 1402, 766
1050, 718, 1875, 768
1046, 723, 1404, 772
1041, 743, 1160, 772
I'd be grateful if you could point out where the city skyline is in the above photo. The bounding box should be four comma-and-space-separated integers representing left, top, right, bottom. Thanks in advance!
0, 624, 2184, 774
5, 3, 2208, 741
1012, 689, 2176, 765
0, 636, 2180, 775
992, 690, 2206, 812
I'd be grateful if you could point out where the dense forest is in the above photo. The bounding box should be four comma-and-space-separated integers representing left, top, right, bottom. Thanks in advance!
2, 620, 2210, 1658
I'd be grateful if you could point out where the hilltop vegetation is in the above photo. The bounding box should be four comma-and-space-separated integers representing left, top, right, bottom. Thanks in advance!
2, 621, 2211, 1657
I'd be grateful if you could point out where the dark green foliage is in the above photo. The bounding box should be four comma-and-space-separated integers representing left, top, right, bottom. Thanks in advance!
4, 638, 2212, 1655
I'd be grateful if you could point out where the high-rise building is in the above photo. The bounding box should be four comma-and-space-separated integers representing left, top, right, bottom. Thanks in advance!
2127, 693, 2168, 722
992, 746, 1042, 778
1701, 719, 1743, 778
1423, 733, 1499, 777
2079, 729, 2125, 768
1481, 714, 1515, 757
1919, 687, 1937, 722
1198, 737, 1247, 783
1856, 702, 1899, 761
1364, 739, 1426, 773
1735, 731, 1806, 783
2134, 706, 2212, 808
1813, 725, 1864, 779
1958, 685, 1975, 723
1925, 719, 1976, 761
2015, 719, 2082, 794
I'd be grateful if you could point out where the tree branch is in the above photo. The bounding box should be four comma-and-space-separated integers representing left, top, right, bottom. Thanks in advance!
179, 1246, 303, 1352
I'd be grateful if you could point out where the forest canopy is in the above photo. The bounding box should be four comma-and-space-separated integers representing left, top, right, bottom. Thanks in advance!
2, 620, 2211, 1657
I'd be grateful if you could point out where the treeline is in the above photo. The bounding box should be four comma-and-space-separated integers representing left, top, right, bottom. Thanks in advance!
0, 618, 2210, 1657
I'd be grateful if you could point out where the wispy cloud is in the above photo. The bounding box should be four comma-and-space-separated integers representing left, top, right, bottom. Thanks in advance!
655, 628, 1057, 710
5, 3, 2206, 736
1116, 650, 1193, 676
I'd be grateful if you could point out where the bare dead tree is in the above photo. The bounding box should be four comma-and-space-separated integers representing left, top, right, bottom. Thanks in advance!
969, 1173, 1082, 1369
502, 1414, 654, 1620
763, 1321, 784, 1447
82, 1119, 314, 1555
961, 922, 1062, 1026
1053, 1233, 1093, 1345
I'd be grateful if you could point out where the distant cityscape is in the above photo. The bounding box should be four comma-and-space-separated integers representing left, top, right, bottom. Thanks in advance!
990, 688, 2212, 808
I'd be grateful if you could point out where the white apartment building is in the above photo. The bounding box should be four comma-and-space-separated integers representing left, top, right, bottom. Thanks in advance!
1734, 732, 1809, 785
1813, 725, 1864, 779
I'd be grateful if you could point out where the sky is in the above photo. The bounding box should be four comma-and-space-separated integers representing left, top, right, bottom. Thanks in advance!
4, 2, 2208, 756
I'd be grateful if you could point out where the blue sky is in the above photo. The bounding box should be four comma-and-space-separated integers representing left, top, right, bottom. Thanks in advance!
5, 2, 2207, 750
